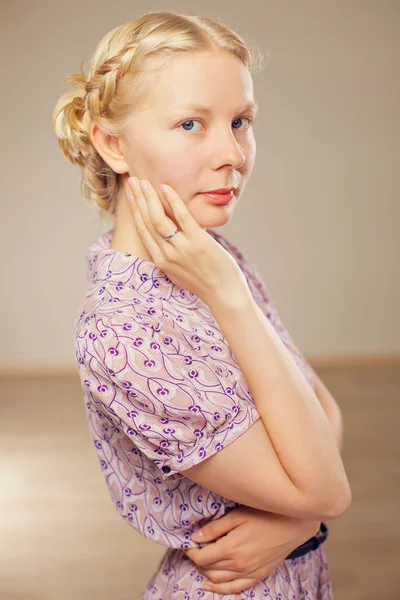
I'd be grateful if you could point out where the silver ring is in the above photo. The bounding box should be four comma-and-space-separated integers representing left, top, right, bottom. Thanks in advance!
163, 229, 179, 241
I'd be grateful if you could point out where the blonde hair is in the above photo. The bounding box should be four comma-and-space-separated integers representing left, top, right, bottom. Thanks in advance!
52, 11, 264, 220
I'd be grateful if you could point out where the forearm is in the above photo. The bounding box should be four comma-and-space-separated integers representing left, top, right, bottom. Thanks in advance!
208, 287, 351, 507
257, 304, 345, 453
314, 383, 344, 453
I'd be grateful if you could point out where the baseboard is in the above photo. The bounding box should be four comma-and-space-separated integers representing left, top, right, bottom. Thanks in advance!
0, 354, 399, 377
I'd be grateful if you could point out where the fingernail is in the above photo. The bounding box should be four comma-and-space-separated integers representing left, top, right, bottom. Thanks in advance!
161, 184, 169, 194
129, 176, 139, 191
193, 529, 204, 540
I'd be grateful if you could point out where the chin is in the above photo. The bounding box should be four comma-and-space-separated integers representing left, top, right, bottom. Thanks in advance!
197, 209, 234, 229
184, 193, 237, 229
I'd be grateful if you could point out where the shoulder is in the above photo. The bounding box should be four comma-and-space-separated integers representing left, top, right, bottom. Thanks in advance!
74, 285, 218, 374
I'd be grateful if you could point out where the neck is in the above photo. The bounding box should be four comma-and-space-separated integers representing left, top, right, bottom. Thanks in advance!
109, 190, 154, 261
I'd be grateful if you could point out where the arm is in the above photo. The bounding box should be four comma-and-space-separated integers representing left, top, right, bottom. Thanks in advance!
185, 508, 322, 595
182, 288, 352, 520
252, 300, 345, 452
186, 370, 345, 594
310, 367, 344, 452
221, 234, 345, 453
208, 289, 351, 507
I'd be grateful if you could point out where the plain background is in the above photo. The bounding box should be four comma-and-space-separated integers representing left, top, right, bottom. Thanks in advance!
1, 3, 399, 600
1, 0, 399, 368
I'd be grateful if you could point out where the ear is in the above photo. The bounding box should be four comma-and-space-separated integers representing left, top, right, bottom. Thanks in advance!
89, 122, 129, 174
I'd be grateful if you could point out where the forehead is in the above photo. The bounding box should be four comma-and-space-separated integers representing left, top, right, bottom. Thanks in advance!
144, 51, 254, 110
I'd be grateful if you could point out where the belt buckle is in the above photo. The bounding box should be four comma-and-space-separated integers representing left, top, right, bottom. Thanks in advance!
316, 522, 328, 542
284, 522, 328, 560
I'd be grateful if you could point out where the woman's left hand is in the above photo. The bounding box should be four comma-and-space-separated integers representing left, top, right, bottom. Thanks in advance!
183, 507, 320, 594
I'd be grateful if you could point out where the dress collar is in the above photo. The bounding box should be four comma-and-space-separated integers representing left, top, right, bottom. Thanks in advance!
85, 228, 216, 303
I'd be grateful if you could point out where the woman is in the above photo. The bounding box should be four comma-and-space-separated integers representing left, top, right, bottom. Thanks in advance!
53, 11, 351, 599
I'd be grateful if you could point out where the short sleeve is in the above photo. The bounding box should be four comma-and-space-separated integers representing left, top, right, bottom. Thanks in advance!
86, 309, 261, 481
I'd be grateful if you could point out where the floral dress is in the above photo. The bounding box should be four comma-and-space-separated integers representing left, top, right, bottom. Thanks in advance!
73, 227, 333, 600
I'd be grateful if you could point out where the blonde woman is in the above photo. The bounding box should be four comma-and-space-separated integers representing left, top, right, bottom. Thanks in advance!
53, 12, 351, 599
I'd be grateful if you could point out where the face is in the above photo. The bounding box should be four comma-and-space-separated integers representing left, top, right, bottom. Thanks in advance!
118, 51, 258, 229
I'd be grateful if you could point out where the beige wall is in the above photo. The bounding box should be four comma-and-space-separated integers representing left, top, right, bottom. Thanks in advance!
1, 0, 399, 366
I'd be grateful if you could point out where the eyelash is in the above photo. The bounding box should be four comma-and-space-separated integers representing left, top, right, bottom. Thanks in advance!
178, 116, 255, 132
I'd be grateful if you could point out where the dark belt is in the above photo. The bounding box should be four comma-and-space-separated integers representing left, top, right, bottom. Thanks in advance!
285, 522, 328, 560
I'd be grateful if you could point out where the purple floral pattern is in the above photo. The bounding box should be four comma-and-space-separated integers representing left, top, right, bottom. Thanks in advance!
73, 228, 333, 599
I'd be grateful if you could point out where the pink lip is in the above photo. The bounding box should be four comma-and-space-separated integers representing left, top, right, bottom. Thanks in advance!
199, 190, 235, 204
201, 187, 236, 194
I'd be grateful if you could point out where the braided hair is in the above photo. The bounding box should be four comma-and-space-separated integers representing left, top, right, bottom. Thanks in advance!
52, 11, 264, 220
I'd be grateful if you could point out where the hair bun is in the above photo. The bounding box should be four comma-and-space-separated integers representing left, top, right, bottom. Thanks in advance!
52, 12, 262, 221
52, 87, 89, 168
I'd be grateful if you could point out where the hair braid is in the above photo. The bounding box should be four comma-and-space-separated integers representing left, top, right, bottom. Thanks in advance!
52, 11, 264, 220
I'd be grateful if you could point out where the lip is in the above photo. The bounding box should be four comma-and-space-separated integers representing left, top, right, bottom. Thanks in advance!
201, 187, 236, 194
199, 189, 235, 204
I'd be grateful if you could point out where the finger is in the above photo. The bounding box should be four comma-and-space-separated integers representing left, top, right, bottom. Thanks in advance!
128, 178, 166, 243
203, 577, 256, 595
128, 177, 176, 249
186, 537, 235, 569
203, 568, 243, 584
161, 183, 203, 240
185, 548, 234, 572
198, 557, 234, 571
202, 565, 250, 582
201, 550, 289, 595
138, 179, 182, 243
203, 550, 286, 581
198, 543, 290, 576
195, 544, 285, 576
192, 512, 239, 543
128, 187, 167, 265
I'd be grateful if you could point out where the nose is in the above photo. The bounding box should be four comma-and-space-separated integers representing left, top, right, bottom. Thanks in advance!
210, 126, 246, 170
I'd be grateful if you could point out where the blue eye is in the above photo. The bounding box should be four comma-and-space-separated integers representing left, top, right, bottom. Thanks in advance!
232, 118, 251, 129
180, 117, 252, 132
181, 120, 201, 132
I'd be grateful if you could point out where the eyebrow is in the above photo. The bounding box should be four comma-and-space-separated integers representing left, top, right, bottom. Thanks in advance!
170, 100, 259, 116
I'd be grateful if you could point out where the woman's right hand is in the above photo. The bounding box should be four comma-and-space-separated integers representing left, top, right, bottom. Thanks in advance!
184, 508, 321, 595
127, 176, 250, 305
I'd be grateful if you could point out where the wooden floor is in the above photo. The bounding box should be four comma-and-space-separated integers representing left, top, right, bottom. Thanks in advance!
1, 364, 399, 600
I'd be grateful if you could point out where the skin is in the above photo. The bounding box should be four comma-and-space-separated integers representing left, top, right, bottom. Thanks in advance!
89, 50, 342, 594
90, 51, 257, 259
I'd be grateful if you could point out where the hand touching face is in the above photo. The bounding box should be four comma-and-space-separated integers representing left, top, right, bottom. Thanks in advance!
125, 175, 248, 302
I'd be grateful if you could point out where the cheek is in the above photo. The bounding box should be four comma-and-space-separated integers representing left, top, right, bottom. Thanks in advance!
160, 153, 199, 183
243, 136, 256, 168
156, 160, 201, 211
